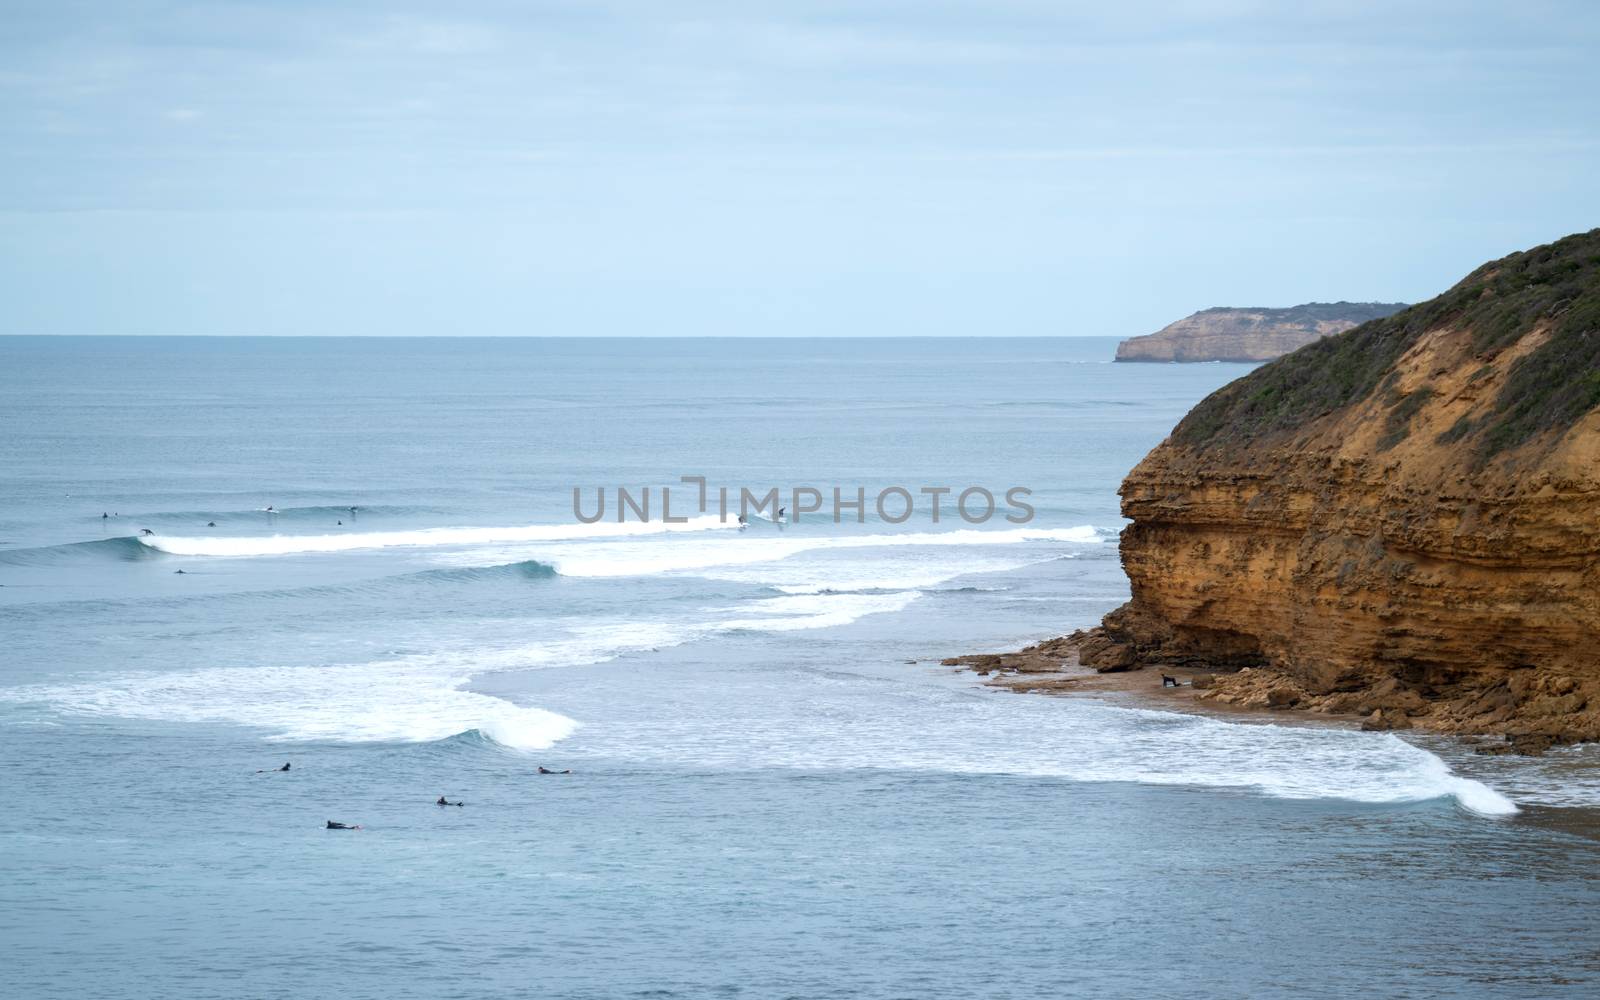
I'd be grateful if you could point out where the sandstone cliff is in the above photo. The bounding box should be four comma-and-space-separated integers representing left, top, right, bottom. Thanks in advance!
1115, 302, 1407, 363
1094, 229, 1600, 750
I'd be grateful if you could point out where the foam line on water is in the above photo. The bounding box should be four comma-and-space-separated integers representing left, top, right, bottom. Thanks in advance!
446, 524, 1105, 580
0, 659, 579, 750
1433, 743, 1600, 810
571, 674, 1519, 816
710, 591, 921, 631
0, 591, 924, 747
137, 514, 737, 557
1013, 712, 1519, 816
0, 624, 675, 749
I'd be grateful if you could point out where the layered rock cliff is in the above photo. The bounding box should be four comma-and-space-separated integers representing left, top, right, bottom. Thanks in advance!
1095, 230, 1600, 749
1115, 302, 1407, 363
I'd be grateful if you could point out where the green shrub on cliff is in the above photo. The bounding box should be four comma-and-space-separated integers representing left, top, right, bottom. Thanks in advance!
1378, 387, 1435, 451
1172, 228, 1600, 458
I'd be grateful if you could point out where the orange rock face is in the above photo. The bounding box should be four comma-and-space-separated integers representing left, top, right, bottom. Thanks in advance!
1101, 231, 1600, 748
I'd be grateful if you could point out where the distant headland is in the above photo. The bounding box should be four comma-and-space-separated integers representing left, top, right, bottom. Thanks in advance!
1115, 301, 1409, 363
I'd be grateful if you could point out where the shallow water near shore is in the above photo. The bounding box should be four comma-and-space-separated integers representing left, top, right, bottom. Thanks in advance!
3, 336, 1598, 999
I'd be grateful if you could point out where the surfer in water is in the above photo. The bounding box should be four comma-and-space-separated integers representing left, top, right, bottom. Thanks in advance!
102, 512, 108, 520
777, 506, 787, 522
325, 820, 360, 830
206, 521, 216, 527
140, 528, 154, 536
174, 569, 186, 575
257, 762, 290, 773
537, 766, 572, 775
436, 796, 464, 807
265, 506, 275, 513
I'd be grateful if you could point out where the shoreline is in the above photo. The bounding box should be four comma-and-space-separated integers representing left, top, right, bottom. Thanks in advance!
939, 636, 1317, 719
939, 633, 1486, 742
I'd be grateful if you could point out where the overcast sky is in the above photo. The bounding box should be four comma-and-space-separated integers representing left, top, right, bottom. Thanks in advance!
2, 1, 1597, 336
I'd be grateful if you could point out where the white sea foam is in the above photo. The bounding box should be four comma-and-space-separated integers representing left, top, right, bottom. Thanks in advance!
709, 591, 922, 631
0, 591, 923, 748
1399, 737, 1600, 811
0, 623, 662, 749
569, 670, 1519, 816
443, 524, 1104, 580
138, 514, 737, 557
2, 659, 580, 750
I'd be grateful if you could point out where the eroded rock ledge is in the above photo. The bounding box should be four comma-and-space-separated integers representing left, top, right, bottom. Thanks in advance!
960, 627, 1594, 755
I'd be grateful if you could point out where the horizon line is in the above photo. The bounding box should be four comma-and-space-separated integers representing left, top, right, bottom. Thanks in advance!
0, 332, 1127, 340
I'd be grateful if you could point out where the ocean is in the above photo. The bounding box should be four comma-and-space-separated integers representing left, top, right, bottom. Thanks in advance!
2, 335, 1597, 999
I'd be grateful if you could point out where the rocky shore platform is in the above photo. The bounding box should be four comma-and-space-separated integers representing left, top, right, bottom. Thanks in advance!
944, 629, 1582, 756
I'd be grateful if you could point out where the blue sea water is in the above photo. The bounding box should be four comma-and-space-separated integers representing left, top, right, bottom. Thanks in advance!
2, 335, 1598, 999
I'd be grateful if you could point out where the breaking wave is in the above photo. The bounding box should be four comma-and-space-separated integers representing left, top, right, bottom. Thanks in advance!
581, 676, 1518, 816
136, 515, 737, 557
438, 525, 1105, 581
0, 590, 924, 749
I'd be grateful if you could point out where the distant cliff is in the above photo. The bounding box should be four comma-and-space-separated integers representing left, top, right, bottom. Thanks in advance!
1115, 302, 1408, 363
1088, 229, 1600, 750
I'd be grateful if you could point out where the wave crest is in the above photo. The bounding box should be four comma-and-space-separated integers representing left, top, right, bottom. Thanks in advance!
138, 515, 737, 557
0, 536, 163, 566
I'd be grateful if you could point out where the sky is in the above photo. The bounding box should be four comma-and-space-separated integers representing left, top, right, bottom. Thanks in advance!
1, 0, 1597, 337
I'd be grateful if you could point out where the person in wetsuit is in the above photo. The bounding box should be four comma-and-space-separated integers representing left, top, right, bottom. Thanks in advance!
326, 820, 360, 830
537, 766, 572, 775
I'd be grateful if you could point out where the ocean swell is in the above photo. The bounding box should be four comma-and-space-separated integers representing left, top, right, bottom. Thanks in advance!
0, 536, 164, 566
